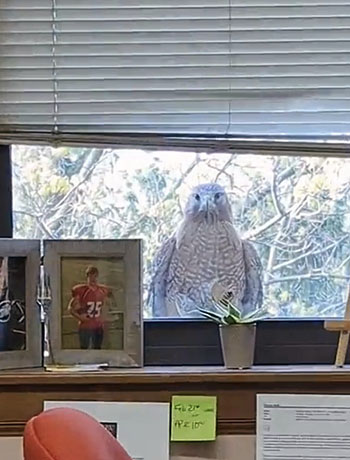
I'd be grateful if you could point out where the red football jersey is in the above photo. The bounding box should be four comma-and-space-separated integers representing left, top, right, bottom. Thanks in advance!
71, 284, 111, 330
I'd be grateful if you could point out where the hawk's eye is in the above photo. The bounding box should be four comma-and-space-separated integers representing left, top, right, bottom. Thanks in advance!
214, 192, 222, 200
194, 194, 200, 201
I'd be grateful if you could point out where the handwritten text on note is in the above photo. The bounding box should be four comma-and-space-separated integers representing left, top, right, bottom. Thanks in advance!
171, 396, 217, 441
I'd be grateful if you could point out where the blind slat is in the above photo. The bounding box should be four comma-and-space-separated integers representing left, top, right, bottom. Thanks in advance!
6, 29, 350, 45
4, 111, 350, 123
55, 6, 350, 19
6, 63, 350, 80
3, 88, 350, 101
5, 18, 350, 29
3, 99, 350, 112
1, 0, 345, 6
4, 53, 350, 69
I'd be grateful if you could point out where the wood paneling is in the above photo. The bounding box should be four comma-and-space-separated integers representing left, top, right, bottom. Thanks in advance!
2, 366, 350, 437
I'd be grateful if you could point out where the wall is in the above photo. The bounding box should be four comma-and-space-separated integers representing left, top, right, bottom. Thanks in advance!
1, 436, 256, 460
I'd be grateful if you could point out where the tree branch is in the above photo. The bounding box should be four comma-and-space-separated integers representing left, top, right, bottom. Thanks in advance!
271, 235, 349, 273
243, 195, 308, 241
120, 157, 201, 238
265, 272, 350, 285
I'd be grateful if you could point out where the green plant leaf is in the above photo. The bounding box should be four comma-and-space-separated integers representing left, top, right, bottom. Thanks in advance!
214, 299, 241, 320
240, 318, 256, 324
222, 317, 231, 326
199, 309, 224, 324
224, 314, 238, 325
228, 303, 242, 321
211, 302, 229, 316
241, 308, 268, 323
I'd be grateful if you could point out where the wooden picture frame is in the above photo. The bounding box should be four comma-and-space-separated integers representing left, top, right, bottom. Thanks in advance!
0, 240, 41, 370
44, 239, 143, 367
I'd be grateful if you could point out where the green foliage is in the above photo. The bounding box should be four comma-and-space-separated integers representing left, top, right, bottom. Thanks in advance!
12, 146, 350, 318
200, 301, 268, 325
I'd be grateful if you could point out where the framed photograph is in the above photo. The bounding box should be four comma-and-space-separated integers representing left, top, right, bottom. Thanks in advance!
0, 240, 41, 370
44, 239, 143, 367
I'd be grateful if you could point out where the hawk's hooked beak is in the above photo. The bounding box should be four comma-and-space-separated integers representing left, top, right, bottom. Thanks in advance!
199, 195, 215, 218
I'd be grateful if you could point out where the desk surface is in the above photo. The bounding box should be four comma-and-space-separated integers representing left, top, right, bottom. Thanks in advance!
1, 365, 350, 385
1, 366, 350, 437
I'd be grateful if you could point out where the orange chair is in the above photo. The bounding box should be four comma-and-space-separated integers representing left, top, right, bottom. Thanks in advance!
23, 407, 133, 460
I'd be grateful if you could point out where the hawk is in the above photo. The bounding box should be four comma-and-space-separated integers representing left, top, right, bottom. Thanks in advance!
149, 183, 263, 317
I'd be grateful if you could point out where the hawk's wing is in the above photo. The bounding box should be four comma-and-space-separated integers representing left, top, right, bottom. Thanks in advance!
148, 235, 176, 317
241, 240, 263, 313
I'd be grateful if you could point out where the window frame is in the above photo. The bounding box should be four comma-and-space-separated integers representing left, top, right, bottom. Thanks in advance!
144, 318, 344, 366
0, 145, 12, 238
4, 145, 343, 366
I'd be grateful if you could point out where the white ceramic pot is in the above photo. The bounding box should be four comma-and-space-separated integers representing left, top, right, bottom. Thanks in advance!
219, 324, 256, 369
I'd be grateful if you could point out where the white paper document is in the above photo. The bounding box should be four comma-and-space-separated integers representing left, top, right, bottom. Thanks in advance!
44, 401, 169, 460
257, 394, 350, 460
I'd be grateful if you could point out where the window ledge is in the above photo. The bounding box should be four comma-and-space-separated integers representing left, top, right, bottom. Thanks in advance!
1, 365, 350, 385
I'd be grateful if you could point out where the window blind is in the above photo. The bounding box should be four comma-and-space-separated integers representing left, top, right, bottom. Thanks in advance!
0, 0, 350, 151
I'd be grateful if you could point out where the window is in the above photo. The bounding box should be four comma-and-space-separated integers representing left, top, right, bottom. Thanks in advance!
2, 0, 350, 366
12, 145, 350, 320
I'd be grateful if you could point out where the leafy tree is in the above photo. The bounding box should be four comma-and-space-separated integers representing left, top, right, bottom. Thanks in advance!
12, 146, 350, 318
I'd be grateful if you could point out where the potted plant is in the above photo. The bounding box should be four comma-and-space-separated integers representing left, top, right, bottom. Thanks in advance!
200, 291, 267, 369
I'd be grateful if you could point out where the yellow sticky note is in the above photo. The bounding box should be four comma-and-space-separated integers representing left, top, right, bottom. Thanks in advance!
171, 395, 217, 441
